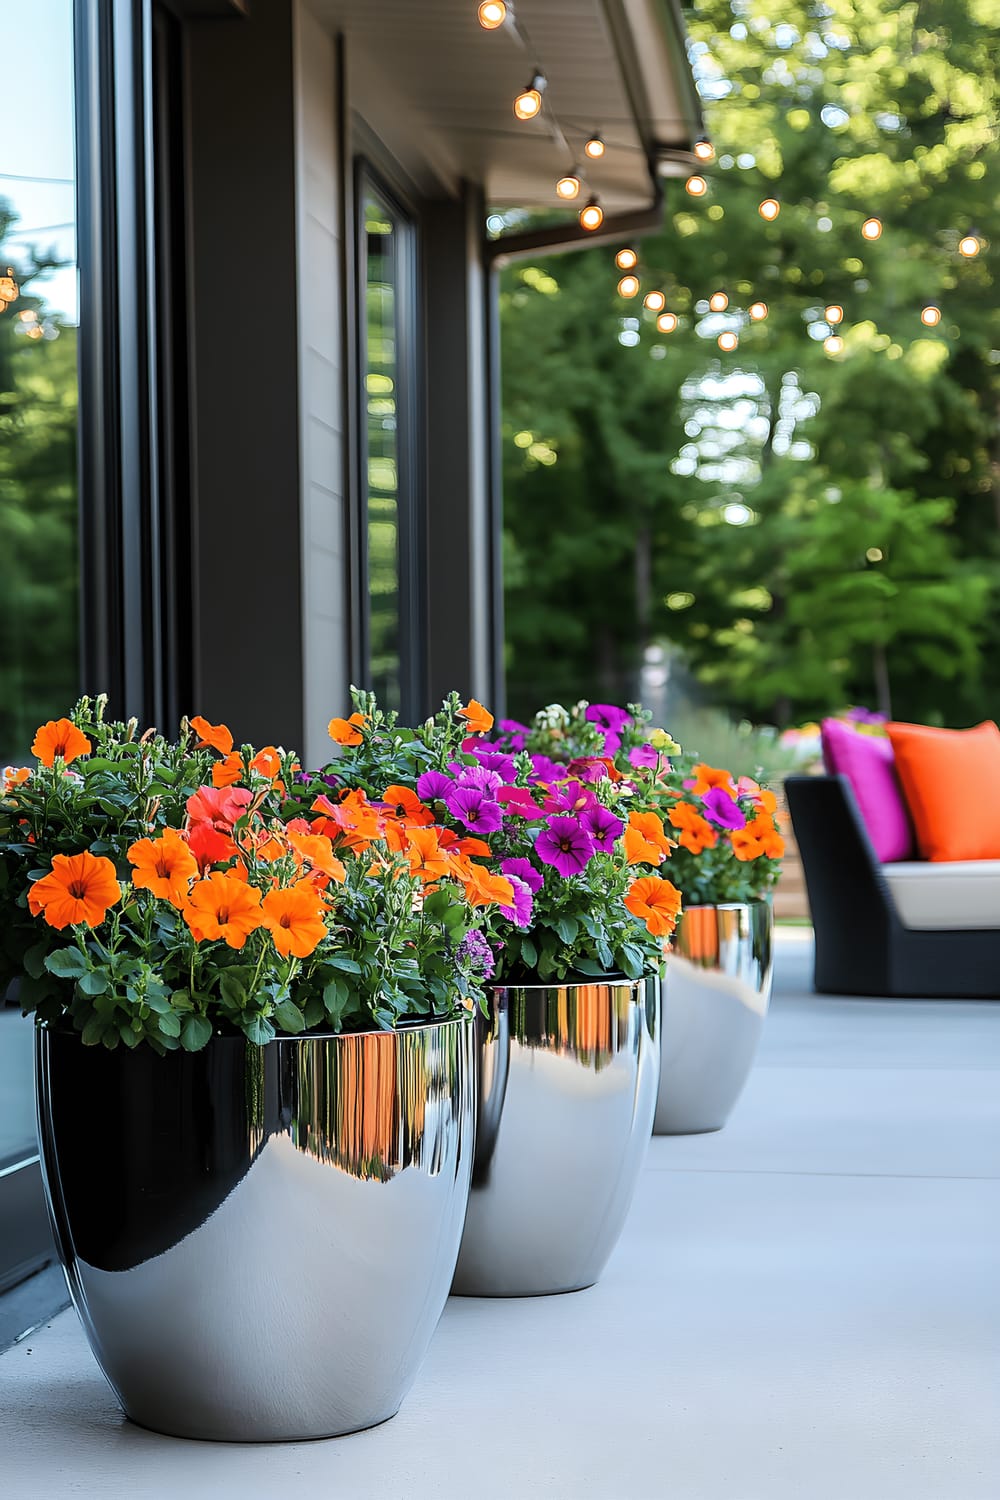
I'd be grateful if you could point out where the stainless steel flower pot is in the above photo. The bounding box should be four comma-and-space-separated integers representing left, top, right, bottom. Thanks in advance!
452, 976, 659, 1298
654, 901, 773, 1135
36, 1019, 476, 1442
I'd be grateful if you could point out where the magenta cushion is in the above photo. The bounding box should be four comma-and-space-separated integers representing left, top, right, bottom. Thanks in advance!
821, 718, 913, 863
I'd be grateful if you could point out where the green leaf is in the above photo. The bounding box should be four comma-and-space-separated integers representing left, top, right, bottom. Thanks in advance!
273, 998, 305, 1034
78, 969, 109, 996
81, 1017, 105, 1046
555, 916, 579, 945
220, 972, 247, 1009
180, 1014, 213, 1051
520, 936, 538, 970
245, 1016, 275, 1046
44, 947, 88, 980
573, 956, 606, 977
158, 1011, 182, 1038
327, 955, 362, 974
23, 941, 49, 980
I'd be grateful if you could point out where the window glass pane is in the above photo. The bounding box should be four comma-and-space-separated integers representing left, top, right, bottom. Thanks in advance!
0, 0, 78, 1171
0, 0, 79, 770
363, 190, 401, 710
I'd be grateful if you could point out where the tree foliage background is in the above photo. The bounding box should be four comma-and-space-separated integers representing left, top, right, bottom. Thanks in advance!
500, 0, 999, 727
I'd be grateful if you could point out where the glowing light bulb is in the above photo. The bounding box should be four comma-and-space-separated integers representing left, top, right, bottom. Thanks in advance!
694, 137, 715, 162
717, 332, 738, 352
656, 312, 678, 333
758, 198, 780, 220
584, 135, 605, 160
556, 172, 581, 200
579, 198, 603, 231
866, 547, 883, 563
477, 1, 507, 27
513, 77, 545, 120
861, 217, 882, 240
615, 248, 637, 271
920, 305, 942, 327
644, 290, 666, 312
958, 234, 980, 257
748, 301, 768, 321
618, 275, 640, 298
825, 304, 844, 324
685, 175, 707, 197
824, 334, 844, 354
709, 291, 729, 312
0, 274, 17, 302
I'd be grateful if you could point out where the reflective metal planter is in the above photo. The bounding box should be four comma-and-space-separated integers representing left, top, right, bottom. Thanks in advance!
654, 901, 773, 1135
36, 1019, 476, 1442
452, 976, 659, 1298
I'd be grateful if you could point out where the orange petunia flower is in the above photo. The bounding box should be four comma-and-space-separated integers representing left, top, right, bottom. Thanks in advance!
211, 752, 244, 789
458, 699, 494, 735
250, 746, 283, 785
624, 810, 673, 866
328, 712, 366, 746
261, 882, 328, 959
311, 789, 381, 851
405, 826, 452, 884
667, 802, 718, 855
382, 785, 434, 826
438, 830, 492, 859
288, 831, 346, 883
190, 716, 234, 755
127, 828, 198, 906
31, 719, 91, 768
28, 851, 121, 930
731, 827, 765, 862
462, 864, 515, 909
686, 763, 736, 796
183, 871, 263, 948
746, 813, 785, 860
624, 876, 682, 937
3, 766, 31, 793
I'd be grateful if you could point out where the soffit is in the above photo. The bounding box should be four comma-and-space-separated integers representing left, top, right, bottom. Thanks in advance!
310, 0, 698, 210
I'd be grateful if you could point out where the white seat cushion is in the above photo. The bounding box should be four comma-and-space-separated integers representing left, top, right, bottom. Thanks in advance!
883, 860, 1000, 930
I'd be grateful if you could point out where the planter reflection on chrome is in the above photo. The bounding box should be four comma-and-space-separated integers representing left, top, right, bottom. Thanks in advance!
654, 901, 773, 1135
36, 1018, 475, 1442
452, 976, 659, 1298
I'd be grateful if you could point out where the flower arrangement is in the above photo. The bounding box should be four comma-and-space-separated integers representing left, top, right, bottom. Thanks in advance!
291, 692, 681, 985
0, 698, 505, 1052
492, 700, 785, 909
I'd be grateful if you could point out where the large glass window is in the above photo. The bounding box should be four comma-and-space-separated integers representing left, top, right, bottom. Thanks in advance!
359, 173, 420, 715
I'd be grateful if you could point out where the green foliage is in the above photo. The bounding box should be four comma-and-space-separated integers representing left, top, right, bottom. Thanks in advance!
501, 0, 1000, 725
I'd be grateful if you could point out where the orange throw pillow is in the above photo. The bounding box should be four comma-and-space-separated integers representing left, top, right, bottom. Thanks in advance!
885, 720, 1000, 862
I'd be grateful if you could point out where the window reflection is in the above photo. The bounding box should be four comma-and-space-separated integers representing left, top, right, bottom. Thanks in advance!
363, 190, 402, 710
0, 0, 79, 767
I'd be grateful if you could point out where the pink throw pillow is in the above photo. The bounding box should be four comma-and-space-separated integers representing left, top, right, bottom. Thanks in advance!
821, 718, 913, 863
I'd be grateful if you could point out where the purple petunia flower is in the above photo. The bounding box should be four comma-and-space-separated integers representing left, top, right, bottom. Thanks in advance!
472, 748, 518, 783
417, 770, 454, 802
445, 785, 504, 835
501, 856, 544, 895
580, 804, 624, 853
586, 703, 632, 757
534, 816, 596, 877
500, 874, 534, 928
628, 744, 660, 770
499, 718, 529, 750
457, 928, 496, 981
530, 754, 564, 784
545, 779, 598, 816
702, 786, 747, 831
567, 756, 612, 783
449, 761, 504, 798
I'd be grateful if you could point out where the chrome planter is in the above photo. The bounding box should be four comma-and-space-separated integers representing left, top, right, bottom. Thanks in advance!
36, 1019, 475, 1442
452, 976, 659, 1298
654, 901, 773, 1136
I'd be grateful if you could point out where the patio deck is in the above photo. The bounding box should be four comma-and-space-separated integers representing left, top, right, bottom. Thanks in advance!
1, 932, 997, 1499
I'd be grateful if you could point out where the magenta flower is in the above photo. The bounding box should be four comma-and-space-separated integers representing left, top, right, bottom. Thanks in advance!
445, 785, 503, 835
530, 754, 564, 784
500, 874, 534, 928
416, 770, 453, 802
586, 703, 632, 754
498, 719, 529, 750
498, 786, 544, 820
580, 804, 624, 853
567, 756, 613, 783
702, 787, 746, 830
500, 856, 543, 895
472, 748, 518, 783
628, 744, 660, 770
535, 816, 596, 876
544, 779, 598, 817
450, 762, 504, 797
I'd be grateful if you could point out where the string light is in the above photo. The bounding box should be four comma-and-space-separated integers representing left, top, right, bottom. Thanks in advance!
579, 198, 603, 230
958, 234, 980, 258
709, 291, 729, 312
657, 312, 678, 333
685, 175, 707, 197
758, 198, 780, 220
748, 301, 768, 320
861, 217, 882, 240
0, 270, 17, 311
693, 137, 715, 162
825, 304, 843, 324
477, 0, 507, 27
555, 171, 581, 200
617, 274, 640, 298
584, 135, 606, 160
717, 331, 738, 351
513, 75, 545, 120
824, 334, 844, 354
644, 290, 666, 312
615, 248, 637, 271
921, 305, 942, 326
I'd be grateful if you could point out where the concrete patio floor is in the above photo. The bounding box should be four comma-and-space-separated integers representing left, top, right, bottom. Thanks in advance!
2, 931, 997, 1499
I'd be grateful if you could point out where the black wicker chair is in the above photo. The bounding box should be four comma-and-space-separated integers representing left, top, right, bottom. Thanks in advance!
785, 775, 1000, 998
